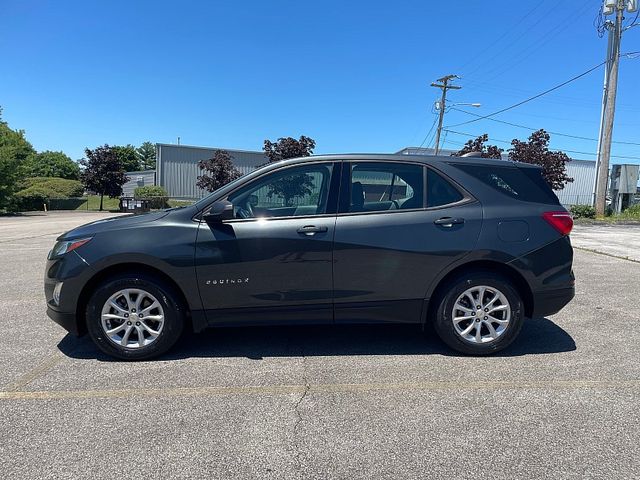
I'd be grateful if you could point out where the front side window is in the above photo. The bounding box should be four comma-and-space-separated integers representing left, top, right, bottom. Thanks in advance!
228, 163, 333, 219
345, 162, 424, 213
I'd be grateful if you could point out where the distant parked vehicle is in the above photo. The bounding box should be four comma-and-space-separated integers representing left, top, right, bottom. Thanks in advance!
45, 154, 575, 360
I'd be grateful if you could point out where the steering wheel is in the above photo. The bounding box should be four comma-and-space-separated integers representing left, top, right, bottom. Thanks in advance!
236, 199, 254, 219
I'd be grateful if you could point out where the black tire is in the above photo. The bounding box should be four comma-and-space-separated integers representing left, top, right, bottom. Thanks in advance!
85, 273, 185, 360
432, 271, 524, 355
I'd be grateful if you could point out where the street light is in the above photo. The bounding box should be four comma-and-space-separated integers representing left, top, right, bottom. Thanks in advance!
435, 101, 481, 111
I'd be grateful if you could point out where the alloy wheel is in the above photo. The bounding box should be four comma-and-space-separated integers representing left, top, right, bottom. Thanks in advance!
100, 288, 165, 349
451, 285, 511, 344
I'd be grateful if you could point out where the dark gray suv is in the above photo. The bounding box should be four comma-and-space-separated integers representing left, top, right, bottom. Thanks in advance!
45, 154, 575, 360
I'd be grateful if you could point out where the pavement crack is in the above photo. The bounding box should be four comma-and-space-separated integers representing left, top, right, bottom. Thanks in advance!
574, 246, 640, 264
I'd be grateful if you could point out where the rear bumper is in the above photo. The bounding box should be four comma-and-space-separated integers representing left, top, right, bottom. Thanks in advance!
531, 285, 575, 318
46, 306, 82, 336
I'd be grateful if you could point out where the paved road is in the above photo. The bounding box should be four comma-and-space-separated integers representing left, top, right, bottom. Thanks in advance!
0, 211, 126, 243
572, 223, 640, 262
0, 213, 638, 479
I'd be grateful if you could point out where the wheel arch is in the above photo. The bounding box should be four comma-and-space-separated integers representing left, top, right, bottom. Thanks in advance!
76, 263, 192, 335
425, 260, 534, 322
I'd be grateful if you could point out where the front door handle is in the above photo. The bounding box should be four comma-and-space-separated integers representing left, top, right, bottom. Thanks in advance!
297, 225, 328, 236
434, 217, 465, 227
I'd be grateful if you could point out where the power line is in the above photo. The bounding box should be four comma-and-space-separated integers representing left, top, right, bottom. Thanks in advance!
445, 61, 606, 129
479, 2, 594, 85
448, 106, 640, 146
417, 115, 439, 150
442, 129, 640, 161
457, 0, 549, 76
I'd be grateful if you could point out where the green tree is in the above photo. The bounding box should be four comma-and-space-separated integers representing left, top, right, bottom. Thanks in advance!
263, 135, 316, 163
262, 135, 316, 206
80, 145, 129, 211
23, 151, 80, 180
112, 144, 140, 172
196, 149, 242, 192
267, 170, 315, 206
136, 141, 156, 170
451, 134, 503, 159
509, 129, 573, 190
0, 107, 36, 209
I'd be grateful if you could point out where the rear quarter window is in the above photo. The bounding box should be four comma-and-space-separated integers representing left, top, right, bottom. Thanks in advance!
450, 163, 560, 205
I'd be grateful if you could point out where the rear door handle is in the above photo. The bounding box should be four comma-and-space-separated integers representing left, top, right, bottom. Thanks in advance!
297, 225, 328, 236
434, 217, 465, 227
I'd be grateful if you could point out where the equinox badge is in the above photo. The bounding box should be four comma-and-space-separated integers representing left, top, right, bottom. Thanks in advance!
205, 278, 250, 286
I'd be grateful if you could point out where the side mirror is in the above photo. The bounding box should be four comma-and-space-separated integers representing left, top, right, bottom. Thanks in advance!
203, 200, 234, 224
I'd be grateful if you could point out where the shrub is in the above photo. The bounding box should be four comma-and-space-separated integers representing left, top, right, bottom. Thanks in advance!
569, 204, 596, 219
134, 185, 169, 209
18, 177, 84, 197
134, 185, 167, 197
12, 189, 49, 211
13, 177, 85, 211
618, 203, 640, 220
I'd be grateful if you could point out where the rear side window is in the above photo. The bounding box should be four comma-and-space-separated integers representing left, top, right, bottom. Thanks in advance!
345, 162, 425, 213
452, 163, 560, 205
427, 169, 464, 207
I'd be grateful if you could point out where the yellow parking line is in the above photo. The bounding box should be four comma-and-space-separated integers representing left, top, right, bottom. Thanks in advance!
1, 379, 639, 401
3, 353, 66, 392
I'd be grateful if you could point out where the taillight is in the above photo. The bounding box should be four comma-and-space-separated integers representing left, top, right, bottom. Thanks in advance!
542, 211, 573, 236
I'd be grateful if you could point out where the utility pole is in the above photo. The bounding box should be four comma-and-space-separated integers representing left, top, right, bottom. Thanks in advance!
592, 25, 614, 206
431, 75, 461, 155
595, 0, 637, 215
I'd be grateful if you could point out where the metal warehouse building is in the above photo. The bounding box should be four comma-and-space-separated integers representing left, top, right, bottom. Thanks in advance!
152, 142, 624, 206
121, 170, 156, 197
156, 143, 268, 199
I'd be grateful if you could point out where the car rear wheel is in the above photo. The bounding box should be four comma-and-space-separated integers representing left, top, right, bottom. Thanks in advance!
86, 274, 185, 360
433, 272, 524, 355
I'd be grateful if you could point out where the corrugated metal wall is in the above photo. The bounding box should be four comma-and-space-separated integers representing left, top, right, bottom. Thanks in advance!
122, 170, 156, 197
156, 144, 268, 199
157, 143, 601, 205
555, 160, 596, 206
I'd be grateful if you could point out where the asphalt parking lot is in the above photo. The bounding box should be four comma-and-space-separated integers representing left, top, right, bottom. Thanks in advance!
1, 212, 639, 479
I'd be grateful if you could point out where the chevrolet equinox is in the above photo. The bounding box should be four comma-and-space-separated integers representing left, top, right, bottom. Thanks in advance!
45, 154, 575, 360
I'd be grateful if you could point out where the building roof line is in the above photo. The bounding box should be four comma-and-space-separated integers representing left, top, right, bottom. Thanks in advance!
156, 143, 267, 156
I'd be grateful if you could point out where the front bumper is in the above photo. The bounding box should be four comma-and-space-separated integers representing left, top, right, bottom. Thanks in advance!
44, 250, 93, 336
46, 306, 82, 336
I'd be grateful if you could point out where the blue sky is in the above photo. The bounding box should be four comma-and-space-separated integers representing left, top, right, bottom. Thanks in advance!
1, 0, 639, 163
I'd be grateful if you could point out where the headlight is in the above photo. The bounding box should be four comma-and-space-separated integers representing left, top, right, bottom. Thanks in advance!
49, 237, 93, 259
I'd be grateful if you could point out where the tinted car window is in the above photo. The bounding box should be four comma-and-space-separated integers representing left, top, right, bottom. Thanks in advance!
228, 164, 333, 219
427, 169, 464, 207
346, 162, 424, 213
451, 163, 560, 205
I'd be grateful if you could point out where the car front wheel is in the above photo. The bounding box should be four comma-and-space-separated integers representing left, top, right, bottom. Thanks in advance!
86, 274, 185, 360
433, 272, 524, 355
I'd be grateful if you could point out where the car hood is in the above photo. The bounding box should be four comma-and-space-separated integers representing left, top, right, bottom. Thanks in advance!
58, 210, 171, 240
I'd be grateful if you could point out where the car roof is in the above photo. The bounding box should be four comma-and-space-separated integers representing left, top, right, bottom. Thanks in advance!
272, 153, 541, 169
